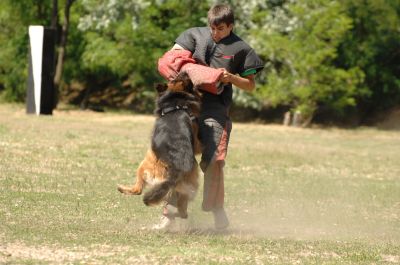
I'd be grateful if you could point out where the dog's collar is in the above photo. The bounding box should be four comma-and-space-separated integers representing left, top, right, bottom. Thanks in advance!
160, 105, 197, 123
161, 105, 189, 116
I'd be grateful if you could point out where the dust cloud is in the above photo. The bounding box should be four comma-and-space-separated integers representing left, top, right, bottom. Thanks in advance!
226, 204, 399, 242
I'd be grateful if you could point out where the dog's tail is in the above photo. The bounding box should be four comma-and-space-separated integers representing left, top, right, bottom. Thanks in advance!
143, 179, 175, 206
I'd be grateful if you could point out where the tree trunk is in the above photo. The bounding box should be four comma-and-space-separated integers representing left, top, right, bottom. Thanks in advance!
51, 0, 58, 29
301, 115, 314, 128
283, 111, 291, 126
53, 0, 75, 103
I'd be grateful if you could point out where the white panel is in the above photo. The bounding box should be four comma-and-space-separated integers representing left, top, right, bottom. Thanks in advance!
29, 26, 44, 115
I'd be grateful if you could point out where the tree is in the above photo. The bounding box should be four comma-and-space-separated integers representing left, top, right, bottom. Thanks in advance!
248, 0, 364, 126
0, 0, 53, 101
54, 0, 76, 97
75, 0, 209, 110
2, 0, 398, 125
0, 0, 75, 104
337, 0, 400, 118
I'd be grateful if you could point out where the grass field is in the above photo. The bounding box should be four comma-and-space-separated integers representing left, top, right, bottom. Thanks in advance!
1, 103, 399, 264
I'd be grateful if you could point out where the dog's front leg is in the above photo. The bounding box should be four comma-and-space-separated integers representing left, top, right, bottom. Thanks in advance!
176, 192, 189, 219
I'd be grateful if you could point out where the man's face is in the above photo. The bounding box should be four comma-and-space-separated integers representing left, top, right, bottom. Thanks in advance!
210, 23, 233, 42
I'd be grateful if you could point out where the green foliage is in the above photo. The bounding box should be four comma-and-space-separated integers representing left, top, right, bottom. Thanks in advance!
0, 0, 399, 122
0, 2, 33, 101
251, 0, 364, 122
0, 0, 56, 101
232, 88, 262, 110
0, 34, 28, 101
74, 0, 209, 111
338, 0, 400, 112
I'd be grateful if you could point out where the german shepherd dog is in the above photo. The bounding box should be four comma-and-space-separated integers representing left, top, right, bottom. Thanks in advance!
118, 72, 201, 219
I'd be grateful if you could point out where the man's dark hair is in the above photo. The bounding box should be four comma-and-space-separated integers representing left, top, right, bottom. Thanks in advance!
207, 4, 235, 26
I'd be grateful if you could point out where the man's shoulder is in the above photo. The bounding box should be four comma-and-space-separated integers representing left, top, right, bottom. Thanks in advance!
227, 32, 252, 50
183, 27, 209, 36
221, 32, 253, 55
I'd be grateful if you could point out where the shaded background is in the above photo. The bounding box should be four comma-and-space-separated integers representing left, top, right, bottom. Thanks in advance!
0, 0, 399, 127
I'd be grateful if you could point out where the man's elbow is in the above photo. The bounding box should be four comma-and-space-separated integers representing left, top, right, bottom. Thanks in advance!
246, 80, 256, 92
243, 75, 255, 92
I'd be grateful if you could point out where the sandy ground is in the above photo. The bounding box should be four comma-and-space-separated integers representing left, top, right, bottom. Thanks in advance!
1, 240, 399, 264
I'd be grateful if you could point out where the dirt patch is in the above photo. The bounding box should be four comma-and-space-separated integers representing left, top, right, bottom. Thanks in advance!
382, 255, 400, 263
0, 242, 129, 264
2, 241, 398, 264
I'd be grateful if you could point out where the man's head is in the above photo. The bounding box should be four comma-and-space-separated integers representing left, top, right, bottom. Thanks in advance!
207, 4, 234, 42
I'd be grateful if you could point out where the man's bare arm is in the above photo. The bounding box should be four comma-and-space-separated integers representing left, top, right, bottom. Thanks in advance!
220, 70, 255, 92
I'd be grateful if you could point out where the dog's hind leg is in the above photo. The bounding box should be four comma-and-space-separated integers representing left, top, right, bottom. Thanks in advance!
143, 179, 174, 206
175, 162, 199, 199
117, 162, 146, 195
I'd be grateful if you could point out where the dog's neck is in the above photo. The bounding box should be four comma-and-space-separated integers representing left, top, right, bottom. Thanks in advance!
160, 105, 190, 117
155, 91, 200, 118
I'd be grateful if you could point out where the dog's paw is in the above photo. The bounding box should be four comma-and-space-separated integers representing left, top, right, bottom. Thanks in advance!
131, 187, 142, 195
117, 185, 129, 194
178, 212, 188, 219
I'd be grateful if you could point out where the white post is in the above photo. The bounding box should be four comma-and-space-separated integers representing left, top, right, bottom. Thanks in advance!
28, 26, 44, 115
26, 26, 56, 115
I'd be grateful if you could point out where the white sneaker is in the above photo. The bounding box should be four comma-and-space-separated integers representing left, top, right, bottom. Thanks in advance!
213, 208, 229, 230
151, 215, 176, 230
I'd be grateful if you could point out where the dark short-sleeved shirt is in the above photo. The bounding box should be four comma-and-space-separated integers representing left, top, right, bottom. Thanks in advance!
175, 27, 264, 123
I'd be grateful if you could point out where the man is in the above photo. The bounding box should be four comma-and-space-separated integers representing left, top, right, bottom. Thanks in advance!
155, 3, 264, 230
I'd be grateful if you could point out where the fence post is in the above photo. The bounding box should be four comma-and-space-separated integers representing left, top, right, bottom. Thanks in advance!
26, 26, 56, 115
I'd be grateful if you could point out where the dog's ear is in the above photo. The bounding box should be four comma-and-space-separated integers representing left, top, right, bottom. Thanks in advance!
193, 86, 203, 98
177, 72, 194, 93
185, 79, 194, 93
155, 83, 168, 94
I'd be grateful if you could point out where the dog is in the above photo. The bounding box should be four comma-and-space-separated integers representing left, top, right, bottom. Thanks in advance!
118, 72, 201, 219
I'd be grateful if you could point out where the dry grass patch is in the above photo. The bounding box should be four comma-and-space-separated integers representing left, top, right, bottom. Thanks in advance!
1, 103, 399, 264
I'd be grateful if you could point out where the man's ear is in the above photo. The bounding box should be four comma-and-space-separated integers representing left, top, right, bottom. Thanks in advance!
155, 83, 168, 94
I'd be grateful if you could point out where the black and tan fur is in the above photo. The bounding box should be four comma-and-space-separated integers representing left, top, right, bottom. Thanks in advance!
118, 72, 201, 219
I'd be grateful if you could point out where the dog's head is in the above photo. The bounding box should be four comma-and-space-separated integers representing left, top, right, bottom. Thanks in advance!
155, 72, 195, 95
154, 71, 201, 118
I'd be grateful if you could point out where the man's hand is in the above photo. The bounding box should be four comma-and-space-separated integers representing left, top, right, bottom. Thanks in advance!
220, 69, 232, 84
219, 68, 255, 92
